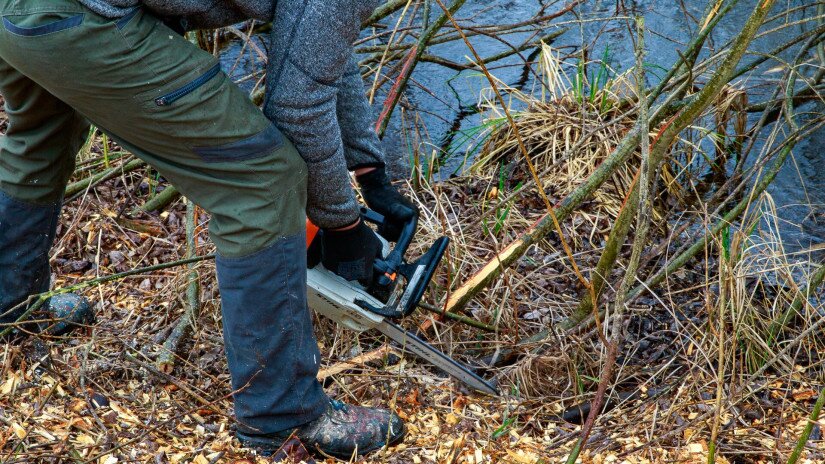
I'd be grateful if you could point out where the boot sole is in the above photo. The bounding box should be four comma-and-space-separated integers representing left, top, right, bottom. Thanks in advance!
239, 423, 407, 460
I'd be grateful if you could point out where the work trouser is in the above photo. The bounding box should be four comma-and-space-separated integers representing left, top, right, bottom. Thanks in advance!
0, 0, 328, 433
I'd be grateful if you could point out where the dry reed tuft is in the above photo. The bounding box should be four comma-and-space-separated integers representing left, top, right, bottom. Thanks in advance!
472, 44, 640, 225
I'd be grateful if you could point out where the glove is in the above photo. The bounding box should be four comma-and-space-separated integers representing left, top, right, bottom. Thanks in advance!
321, 219, 383, 285
356, 166, 418, 242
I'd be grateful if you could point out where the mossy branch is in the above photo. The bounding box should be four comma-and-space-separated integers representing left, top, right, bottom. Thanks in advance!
565, 18, 652, 463
65, 158, 145, 201
157, 201, 202, 374
362, 0, 412, 29
135, 185, 181, 214
786, 387, 825, 464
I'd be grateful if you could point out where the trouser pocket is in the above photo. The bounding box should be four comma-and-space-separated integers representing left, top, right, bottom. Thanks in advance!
155, 63, 221, 106
2, 12, 84, 36
0, 1, 308, 257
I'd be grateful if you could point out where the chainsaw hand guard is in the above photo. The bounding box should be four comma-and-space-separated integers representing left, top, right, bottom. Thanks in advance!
356, 235, 449, 318
356, 208, 449, 319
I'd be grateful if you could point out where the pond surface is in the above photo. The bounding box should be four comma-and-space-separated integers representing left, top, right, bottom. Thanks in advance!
221, 0, 824, 251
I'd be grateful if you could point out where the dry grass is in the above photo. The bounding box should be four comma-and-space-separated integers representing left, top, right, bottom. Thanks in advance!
472, 44, 640, 226
1, 2, 824, 463
403, 37, 825, 462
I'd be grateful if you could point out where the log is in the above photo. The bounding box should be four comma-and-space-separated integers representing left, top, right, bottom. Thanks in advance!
317, 345, 394, 380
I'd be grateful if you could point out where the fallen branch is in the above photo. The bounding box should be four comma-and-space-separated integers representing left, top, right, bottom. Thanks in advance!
317, 345, 394, 380
769, 261, 825, 340
157, 201, 201, 374
418, 302, 496, 332
0, 254, 215, 338
135, 185, 181, 214
65, 158, 145, 201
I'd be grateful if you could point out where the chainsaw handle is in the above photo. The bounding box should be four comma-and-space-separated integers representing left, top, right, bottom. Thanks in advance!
360, 207, 417, 261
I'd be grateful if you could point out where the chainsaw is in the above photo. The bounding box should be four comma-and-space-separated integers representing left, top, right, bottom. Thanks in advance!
305, 209, 498, 396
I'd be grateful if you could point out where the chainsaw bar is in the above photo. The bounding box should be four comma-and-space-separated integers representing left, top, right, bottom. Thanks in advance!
307, 266, 498, 395
375, 320, 499, 396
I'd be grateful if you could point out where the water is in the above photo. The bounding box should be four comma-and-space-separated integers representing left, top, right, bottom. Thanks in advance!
221, 0, 824, 251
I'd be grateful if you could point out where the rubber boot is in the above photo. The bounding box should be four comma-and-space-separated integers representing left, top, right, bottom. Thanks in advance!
0, 190, 93, 337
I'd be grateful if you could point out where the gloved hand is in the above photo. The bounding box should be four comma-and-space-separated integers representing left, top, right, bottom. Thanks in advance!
322, 219, 383, 285
356, 166, 418, 242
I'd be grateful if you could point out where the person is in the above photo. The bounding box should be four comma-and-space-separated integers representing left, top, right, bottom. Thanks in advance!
0, 0, 418, 458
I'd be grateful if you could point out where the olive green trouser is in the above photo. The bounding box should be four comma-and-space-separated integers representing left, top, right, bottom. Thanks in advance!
0, 1, 307, 257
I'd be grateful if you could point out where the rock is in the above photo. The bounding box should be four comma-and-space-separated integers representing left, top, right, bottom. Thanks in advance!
43, 293, 95, 336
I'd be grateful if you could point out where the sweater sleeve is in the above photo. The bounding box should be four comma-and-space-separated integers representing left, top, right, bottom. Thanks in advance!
164, 1, 273, 30
264, 0, 381, 229
337, 54, 386, 171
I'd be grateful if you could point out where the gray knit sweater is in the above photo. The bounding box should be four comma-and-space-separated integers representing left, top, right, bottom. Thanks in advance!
79, 0, 385, 229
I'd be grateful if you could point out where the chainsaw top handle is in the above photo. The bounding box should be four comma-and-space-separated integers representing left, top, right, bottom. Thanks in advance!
361, 207, 416, 275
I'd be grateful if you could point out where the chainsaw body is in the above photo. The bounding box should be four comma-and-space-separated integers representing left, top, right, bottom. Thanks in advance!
304, 209, 498, 395
306, 209, 449, 321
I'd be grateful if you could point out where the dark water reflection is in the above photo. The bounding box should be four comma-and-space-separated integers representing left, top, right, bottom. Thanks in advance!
220, 0, 823, 251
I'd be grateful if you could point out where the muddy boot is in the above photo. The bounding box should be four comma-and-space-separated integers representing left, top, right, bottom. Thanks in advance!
237, 399, 406, 459
0, 190, 94, 338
